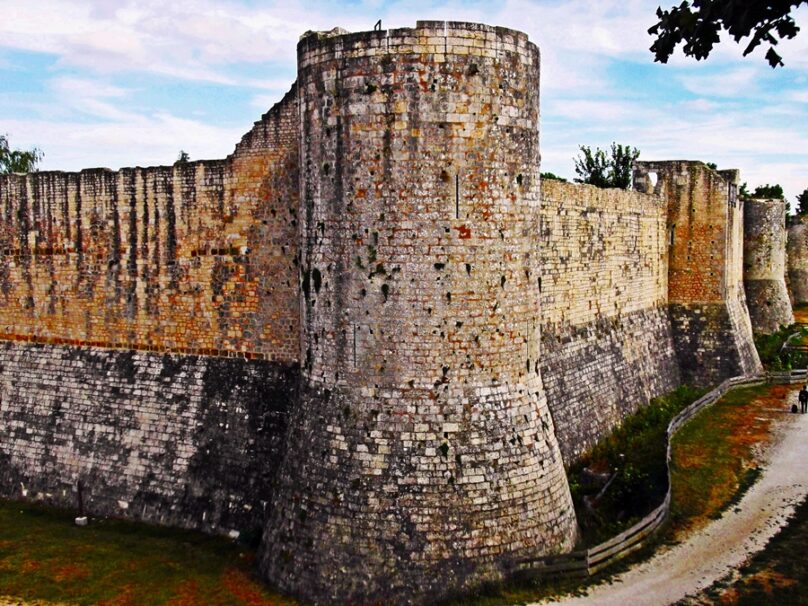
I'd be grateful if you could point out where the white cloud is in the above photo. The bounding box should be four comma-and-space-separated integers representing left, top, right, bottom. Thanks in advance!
5, 112, 245, 171
678, 67, 761, 97
680, 99, 719, 112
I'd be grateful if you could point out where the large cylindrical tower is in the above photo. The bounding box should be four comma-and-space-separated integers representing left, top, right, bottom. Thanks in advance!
261, 21, 577, 605
788, 218, 808, 304
744, 198, 794, 333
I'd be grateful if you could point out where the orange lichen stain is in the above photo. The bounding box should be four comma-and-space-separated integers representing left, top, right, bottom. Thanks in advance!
98, 584, 135, 606
354, 189, 367, 199
455, 225, 472, 239
221, 568, 280, 605
51, 562, 90, 583
21, 559, 42, 573
716, 569, 797, 604
165, 580, 202, 606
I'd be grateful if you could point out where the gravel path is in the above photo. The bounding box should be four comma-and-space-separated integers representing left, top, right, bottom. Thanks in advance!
536, 389, 808, 606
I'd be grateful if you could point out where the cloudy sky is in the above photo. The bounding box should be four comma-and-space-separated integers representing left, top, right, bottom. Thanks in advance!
1, 0, 807, 202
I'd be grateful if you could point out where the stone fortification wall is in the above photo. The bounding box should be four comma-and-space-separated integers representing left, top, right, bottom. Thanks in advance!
0, 86, 300, 363
787, 217, 808, 304
539, 180, 680, 461
0, 341, 296, 535
743, 198, 793, 333
0, 89, 301, 533
262, 22, 576, 606
634, 161, 761, 386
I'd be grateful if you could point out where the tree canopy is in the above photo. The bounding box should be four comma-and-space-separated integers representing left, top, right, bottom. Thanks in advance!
751, 183, 785, 199
797, 188, 808, 216
0, 135, 43, 174
573, 143, 640, 189
649, 1, 806, 68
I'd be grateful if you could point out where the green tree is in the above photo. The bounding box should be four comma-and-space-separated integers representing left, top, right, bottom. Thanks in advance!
573, 143, 640, 189
752, 183, 785, 198
797, 188, 808, 216
540, 171, 567, 183
649, 1, 806, 68
0, 134, 43, 174
739, 182, 750, 198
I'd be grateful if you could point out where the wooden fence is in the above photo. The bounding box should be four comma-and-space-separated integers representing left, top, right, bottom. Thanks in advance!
514, 371, 802, 578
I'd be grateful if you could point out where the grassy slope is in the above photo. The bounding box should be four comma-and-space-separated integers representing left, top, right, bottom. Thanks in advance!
0, 501, 294, 606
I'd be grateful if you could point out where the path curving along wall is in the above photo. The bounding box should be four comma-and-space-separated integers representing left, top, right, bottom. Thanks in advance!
261, 21, 577, 606
743, 198, 793, 333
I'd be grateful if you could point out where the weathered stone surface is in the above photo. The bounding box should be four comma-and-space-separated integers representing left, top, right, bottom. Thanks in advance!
634, 161, 761, 386
0, 18, 789, 606
787, 218, 808, 304
743, 198, 793, 333
261, 21, 576, 606
0, 86, 300, 363
539, 180, 680, 461
0, 341, 296, 535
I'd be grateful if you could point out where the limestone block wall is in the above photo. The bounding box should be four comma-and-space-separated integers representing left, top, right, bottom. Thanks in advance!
539, 180, 680, 461
787, 218, 808, 304
743, 198, 793, 333
262, 22, 576, 606
0, 86, 300, 363
0, 88, 302, 533
634, 161, 761, 386
0, 341, 296, 535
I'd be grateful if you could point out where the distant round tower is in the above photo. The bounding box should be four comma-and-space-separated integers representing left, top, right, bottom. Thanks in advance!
261, 21, 577, 605
744, 198, 794, 333
788, 218, 808, 304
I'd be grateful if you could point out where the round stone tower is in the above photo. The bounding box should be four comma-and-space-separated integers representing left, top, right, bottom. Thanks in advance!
743, 198, 794, 333
261, 21, 577, 605
787, 218, 808, 304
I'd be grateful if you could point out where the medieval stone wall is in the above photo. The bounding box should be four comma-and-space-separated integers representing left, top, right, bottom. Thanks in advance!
634, 161, 761, 386
0, 341, 296, 535
0, 18, 788, 606
262, 21, 576, 606
0, 87, 302, 536
787, 218, 808, 304
743, 198, 793, 333
0, 86, 300, 363
539, 180, 680, 461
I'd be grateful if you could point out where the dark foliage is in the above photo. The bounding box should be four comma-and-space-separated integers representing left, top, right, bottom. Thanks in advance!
649, 1, 805, 68
540, 171, 568, 182
797, 187, 808, 216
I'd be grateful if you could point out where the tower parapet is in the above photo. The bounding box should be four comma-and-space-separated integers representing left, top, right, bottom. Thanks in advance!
261, 21, 577, 605
634, 161, 761, 385
743, 198, 794, 333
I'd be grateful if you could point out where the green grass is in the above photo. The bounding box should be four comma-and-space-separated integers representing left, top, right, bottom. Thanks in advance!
0, 500, 293, 605
568, 385, 707, 545
669, 383, 774, 532
754, 323, 808, 370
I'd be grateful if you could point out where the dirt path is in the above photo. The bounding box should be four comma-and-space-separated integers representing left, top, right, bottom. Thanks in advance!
535, 391, 808, 606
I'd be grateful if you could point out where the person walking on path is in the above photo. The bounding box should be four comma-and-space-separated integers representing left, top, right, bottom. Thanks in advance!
800, 385, 808, 414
